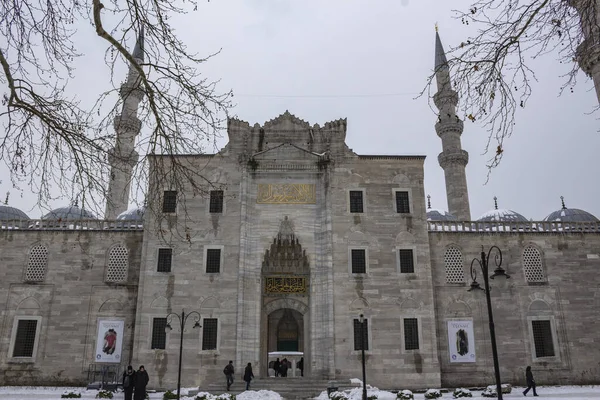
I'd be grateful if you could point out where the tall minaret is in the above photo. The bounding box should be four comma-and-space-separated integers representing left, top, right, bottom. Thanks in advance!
433, 29, 471, 221
570, 0, 600, 104
105, 30, 145, 219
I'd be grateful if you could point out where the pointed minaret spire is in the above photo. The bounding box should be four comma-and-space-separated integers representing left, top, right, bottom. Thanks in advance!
433, 28, 471, 221
427, 195, 432, 210
105, 29, 146, 219
494, 196, 498, 210
561, 196, 567, 210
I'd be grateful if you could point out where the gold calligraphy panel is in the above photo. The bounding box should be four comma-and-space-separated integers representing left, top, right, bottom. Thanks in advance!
265, 277, 307, 294
257, 184, 316, 204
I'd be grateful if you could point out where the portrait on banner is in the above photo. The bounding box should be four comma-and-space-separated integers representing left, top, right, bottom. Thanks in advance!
447, 320, 476, 363
95, 320, 124, 363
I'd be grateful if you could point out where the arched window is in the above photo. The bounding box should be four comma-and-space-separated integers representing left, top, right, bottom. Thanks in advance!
106, 245, 129, 283
523, 246, 545, 284
25, 245, 48, 282
444, 246, 465, 283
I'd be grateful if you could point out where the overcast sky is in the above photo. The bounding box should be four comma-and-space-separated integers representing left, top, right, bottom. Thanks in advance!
3, 0, 599, 221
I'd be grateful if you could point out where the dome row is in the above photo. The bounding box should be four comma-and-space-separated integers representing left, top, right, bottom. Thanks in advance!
0, 205, 145, 221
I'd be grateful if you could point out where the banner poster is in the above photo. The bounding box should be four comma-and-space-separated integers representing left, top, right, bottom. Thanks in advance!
447, 320, 476, 363
95, 319, 124, 363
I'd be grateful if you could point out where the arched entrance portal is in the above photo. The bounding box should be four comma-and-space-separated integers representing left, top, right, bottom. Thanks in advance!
269, 308, 303, 351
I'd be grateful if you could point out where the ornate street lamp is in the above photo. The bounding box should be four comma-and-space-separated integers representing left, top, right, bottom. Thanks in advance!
165, 309, 202, 400
469, 245, 509, 400
359, 314, 367, 400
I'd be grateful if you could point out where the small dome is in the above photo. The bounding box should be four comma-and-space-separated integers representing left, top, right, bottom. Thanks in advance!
427, 209, 457, 221
117, 207, 145, 221
0, 205, 29, 220
543, 208, 598, 222
477, 208, 528, 223
42, 205, 97, 221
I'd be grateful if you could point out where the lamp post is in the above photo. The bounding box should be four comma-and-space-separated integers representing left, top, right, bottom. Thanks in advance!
359, 314, 367, 400
165, 309, 202, 400
469, 246, 509, 400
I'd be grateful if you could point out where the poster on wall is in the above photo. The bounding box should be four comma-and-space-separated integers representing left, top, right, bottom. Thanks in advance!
95, 320, 124, 363
447, 320, 476, 363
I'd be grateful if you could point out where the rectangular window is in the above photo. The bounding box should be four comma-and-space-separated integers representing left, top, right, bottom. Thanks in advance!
157, 248, 173, 273
151, 318, 167, 350
399, 249, 415, 273
162, 190, 177, 213
395, 191, 410, 214
353, 319, 369, 351
12, 319, 38, 357
209, 190, 224, 213
351, 249, 366, 274
532, 320, 555, 357
349, 191, 364, 213
404, 318, 419, 350
206, 249, 221, 273
202, 318, 218, 350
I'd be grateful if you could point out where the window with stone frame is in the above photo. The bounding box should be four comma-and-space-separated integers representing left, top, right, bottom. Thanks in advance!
531, 320, 555, 358
106, 245, 128, 283
151, 318, 167, 349
209, 190, 224, 213
398, 249, 415, 273
353, 319, 369, 351
205, 249, 221, 273
523, 246, 546, 284
25, 244, 48, 282
395, 191, 410, 214
444, 246, 465, 283
11, 319, 39, 357
403, 318, 419, 350
351, 249, 366, 274
349, 191, 364, 213
202, 318, 218, 350
157, 248, 173, 273
162, 190, 177, 213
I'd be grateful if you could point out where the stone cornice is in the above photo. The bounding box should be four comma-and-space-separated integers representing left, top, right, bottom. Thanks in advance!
355, 155, 426, 161
438, 150, 469, 168
114, 115, 142, 134
435, 119, 464, 137
576, 38, 600, 76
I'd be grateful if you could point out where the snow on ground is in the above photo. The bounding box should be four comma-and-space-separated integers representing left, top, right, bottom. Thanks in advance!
0, 385, 599, 399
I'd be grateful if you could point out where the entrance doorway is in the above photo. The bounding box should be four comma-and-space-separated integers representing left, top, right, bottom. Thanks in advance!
266, 308, 304, 377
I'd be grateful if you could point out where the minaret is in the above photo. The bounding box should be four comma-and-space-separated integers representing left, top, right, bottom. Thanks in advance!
105, 30, 145, 219
570, 0, 600, 104
433, 29, 471, 221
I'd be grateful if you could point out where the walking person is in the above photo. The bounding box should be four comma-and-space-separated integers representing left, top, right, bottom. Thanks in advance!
243, 362, 254, 391
122, 365, 135, 400
298, 357, 304, 377
523, 366, 539, 397
273, 358, 281, 377
133, 365, 149, 400
223, 360, 235, 391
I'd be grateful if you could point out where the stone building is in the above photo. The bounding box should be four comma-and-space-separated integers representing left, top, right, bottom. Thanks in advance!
1, 31, 599, 391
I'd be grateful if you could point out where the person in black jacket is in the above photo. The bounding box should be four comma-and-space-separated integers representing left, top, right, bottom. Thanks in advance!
243, 362, 254, 390
523, 366, 538, 396
133, 365, 149, 400
122, 365, 135, 400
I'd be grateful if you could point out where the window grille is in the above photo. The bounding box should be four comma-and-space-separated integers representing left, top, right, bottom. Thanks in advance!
202, 318, 218, 350
444, 247, 465, 283
162, 191, 177, 213
12, 319, 38, 357
209, 190, 224, 213
523, 246, 545, 283
353, 319, 369, 350
399, 249, 415, 273
151, 318, 167, 349
25, 245, 48, 282
404, 318, 419, 350
395, 191, 410, 213
351, 249, 366, 274
206, 249, 221, 273
349, 191, 364, 213
157, 249, 173, 273
106, 246, 128, 283
532, 320, 555, 357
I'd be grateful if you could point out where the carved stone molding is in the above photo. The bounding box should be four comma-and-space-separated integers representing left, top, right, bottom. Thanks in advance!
438, 150, 469, 168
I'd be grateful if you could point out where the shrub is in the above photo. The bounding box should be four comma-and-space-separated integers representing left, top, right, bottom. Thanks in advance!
215, 394, 236, 400
396, 390, 414, 400
164, 390, 179, 400
329, 392, 348, 400
61, 392, 82, 399
452, 388, 472, 398
424, 389, 442, 399
96, 390, 114, 399
367, 395, 378, 400
482, 384, 512, 397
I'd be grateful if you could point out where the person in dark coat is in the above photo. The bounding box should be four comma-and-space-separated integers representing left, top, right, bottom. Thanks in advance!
243, 362, 254, 390
523, 366, 538, 396
280, 358, 288, 377
223, 360, 235, 391
273, 358, 281, 377
122, 365, 136, 400
297, 357, 304, 377
133, 365, 149, 400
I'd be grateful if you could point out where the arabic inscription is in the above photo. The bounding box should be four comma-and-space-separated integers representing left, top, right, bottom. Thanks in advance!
257, 184, 316, 204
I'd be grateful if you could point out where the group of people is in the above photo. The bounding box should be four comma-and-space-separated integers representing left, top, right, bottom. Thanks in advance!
272, 357, 303, 377
223, 360, 255, 391
122, 365, 149, 400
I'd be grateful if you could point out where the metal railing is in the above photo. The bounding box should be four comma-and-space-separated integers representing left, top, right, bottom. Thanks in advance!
428, 220, 600, 233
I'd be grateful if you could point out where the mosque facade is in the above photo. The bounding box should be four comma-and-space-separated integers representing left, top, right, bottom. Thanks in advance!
0, 31, 599, 391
